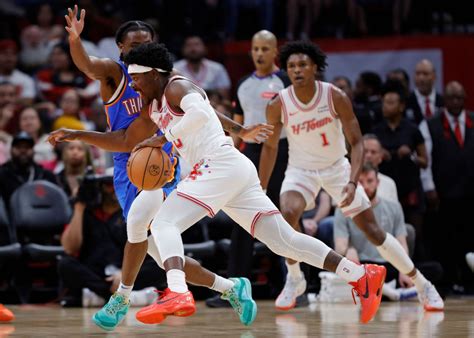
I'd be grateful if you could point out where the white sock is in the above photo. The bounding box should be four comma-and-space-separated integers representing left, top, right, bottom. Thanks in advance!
335, 257, 365, 283
286, 261, 303, 280
117, 282, 133, 297
167, 269, 188, 293
411, 269, 429, 292
376, 233, 414, 275
210, 275, 235, 293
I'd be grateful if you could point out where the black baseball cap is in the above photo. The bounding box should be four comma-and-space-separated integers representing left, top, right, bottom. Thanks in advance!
12, 132, 34, 147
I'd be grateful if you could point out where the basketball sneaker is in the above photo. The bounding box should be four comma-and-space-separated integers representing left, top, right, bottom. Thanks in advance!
418, 282, 444, 311
136, 288, 195, 324
92, 293, 130, 331
0, 304, 14, 322
221, 277, 257, 326
349, 264, 386, 324
275, 274, 307, 310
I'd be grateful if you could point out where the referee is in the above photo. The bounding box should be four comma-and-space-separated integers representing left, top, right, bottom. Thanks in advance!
206, 30, 290, 307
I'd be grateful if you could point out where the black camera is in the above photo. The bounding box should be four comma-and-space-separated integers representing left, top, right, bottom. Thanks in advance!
76, 168, 114, 207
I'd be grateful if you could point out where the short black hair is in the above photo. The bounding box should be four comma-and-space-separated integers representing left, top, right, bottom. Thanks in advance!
387, 68, 410, 84
333, 75, 352, 87
382, 80, 407, 103
115, 20, 156, 45
123, 42, 173, 73
359, 71, 382, 95
279, 41, 328, 72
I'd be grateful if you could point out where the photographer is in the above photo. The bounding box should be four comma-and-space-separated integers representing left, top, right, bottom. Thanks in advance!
58, 171, 164, 307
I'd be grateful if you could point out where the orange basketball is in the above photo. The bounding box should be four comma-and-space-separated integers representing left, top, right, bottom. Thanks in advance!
127, 147, 174, 190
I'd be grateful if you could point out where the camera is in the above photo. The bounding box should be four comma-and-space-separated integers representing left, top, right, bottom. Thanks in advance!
76, 168, 114, 207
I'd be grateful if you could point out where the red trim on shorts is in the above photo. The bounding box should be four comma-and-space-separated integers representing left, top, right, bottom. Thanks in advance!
250, 210, 281, 237
328, 85, 339, 119
177, 191, 216, 217
342, 205, 365, 218
295, 183, 317, 199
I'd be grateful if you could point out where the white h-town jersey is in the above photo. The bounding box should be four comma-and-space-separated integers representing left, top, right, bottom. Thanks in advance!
280, 81, 347, 170
150, 76, 233, 166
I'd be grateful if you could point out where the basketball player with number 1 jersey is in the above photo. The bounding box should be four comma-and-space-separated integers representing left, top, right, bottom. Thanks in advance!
259, 41, 444, 312
126, 42, 387, 325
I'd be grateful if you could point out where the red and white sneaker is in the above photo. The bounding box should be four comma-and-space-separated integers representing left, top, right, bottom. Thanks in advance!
349, 264, 386, 324
136, 288, 196, 324
0, 304, 14, 322
418, 282, 444, 311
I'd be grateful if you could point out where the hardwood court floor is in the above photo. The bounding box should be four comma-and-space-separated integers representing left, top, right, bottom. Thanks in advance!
2, 298, 474, 337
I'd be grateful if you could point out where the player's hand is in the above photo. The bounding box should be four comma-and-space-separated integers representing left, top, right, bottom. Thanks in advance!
302, 218, 318, 236
397, 145, 412, 158
133, 134, 166, 152
239, 123, 274, 144
65, 5, 85, 40
339, 182, 356, 208
398, 272, 414, 288
47, 128, 79, 146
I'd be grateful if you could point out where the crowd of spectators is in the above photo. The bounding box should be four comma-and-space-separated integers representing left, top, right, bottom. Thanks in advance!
0, 1, 473, 307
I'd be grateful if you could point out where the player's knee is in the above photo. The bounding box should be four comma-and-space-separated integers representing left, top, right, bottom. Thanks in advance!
127, 222, 148, 243
280, 206, 301, 226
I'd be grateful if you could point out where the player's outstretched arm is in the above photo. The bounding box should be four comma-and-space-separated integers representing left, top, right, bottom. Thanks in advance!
332, 87, 364, 207
215, 110, 273, 144
65, 5, 121, 83
48, 109, 158, 152
259, 95, 283, 190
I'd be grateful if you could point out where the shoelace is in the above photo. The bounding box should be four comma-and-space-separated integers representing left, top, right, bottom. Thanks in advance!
351, 288, 358, 305
105, 297, 126, 315
222, 289, 242, 315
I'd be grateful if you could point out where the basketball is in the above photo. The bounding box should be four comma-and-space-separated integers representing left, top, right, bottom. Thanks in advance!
127, 147, 174, 190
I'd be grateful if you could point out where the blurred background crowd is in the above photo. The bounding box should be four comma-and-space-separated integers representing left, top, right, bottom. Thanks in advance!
0, 0, 473, 307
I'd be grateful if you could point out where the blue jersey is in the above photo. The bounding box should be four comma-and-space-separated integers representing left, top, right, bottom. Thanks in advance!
104, 61, 179, 218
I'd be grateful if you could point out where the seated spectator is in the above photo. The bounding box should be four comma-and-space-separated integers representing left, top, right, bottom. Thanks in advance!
0, 82, 22, 135
56, 140, 92, 200
286, 0, 314, 40
25, 3, 63, 43
302, 190, 334, 247
36, 42, 98, 104
59, 172, 163, 307
0, 132, 57, 211
174, 36, 231, 99
18, 106, 56, 169
332, 75, 353, 100
363, 133, 398, 202
352, 0, 405, 36
52, 89, 87, 131
225, 0, 273, 40
0, 40, 36, 104
19, 25, 54, 73
0, 131, 11, 165
334, 163, 442, 299
353, 71, 383, 134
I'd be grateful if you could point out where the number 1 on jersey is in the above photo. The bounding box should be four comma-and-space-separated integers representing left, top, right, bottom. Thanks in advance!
320, 133, 329, 147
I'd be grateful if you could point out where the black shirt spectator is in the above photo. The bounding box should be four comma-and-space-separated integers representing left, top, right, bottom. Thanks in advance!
353, 71, 383, 134
0, 132, 57, 210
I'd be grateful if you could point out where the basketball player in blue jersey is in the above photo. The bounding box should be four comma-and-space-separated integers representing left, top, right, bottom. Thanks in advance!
49, 5, 271, 331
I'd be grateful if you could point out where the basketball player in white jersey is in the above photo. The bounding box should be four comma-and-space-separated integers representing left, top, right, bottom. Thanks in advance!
125, 42, 386, 325
259, 41, 444, 312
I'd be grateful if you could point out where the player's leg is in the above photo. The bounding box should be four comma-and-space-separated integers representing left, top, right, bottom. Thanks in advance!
323, 158, 443, 311
223, 184, 386, 324
276, 165, 319, 309
93, 189, 165, 331
276, 191, 308, 310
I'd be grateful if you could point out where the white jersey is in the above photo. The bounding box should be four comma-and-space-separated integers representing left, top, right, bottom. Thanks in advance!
150, 76, 233, 165
280, 81, 347, 170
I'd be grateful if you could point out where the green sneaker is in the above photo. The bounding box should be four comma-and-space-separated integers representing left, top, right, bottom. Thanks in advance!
221, 277, 257, 326
92, 293, 130, 331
